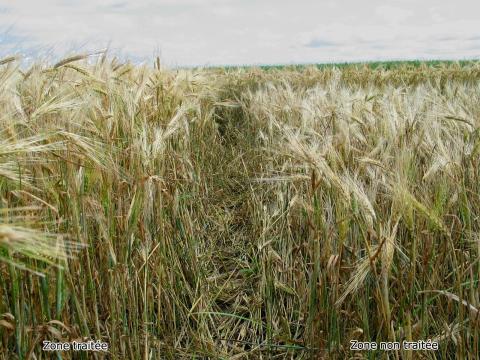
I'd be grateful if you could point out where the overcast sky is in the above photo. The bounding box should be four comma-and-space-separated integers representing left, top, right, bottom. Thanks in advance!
0, 0, 479, 66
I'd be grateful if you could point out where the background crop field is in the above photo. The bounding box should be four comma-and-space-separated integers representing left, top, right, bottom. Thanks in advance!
0, 57, 479, 359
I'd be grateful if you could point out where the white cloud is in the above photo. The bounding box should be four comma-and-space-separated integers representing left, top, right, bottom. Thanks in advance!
0, 0, 479, 66
375, 5, 413, 25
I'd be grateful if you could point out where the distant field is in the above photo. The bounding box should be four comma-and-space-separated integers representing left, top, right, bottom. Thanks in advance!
204, 59, 478, 71
0, 57, 479, 359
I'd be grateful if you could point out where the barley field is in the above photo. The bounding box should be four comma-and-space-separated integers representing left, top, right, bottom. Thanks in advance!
0, 56, 479, 359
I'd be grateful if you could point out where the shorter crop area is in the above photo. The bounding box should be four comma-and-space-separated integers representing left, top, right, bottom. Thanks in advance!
0, 57, 479, 358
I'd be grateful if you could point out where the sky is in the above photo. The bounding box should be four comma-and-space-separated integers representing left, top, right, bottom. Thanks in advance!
0, 0, 479, 67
